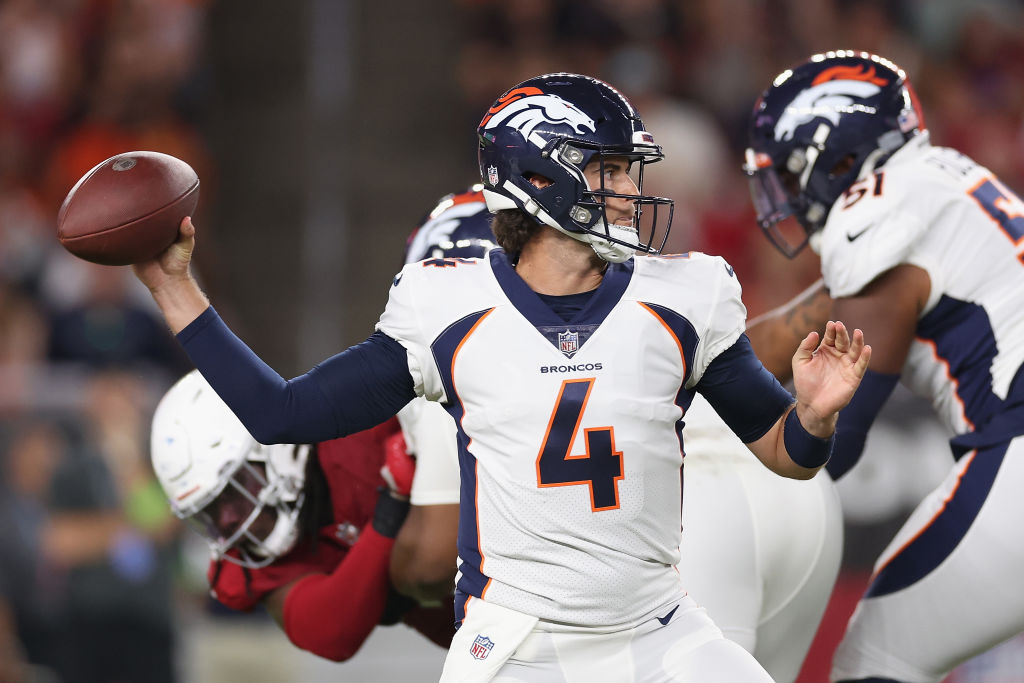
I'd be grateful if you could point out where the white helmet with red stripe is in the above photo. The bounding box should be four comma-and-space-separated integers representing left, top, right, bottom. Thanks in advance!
150, 370, 309, 567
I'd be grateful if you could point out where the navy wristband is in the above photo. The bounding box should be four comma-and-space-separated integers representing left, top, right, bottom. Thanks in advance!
372, 489, 411, 539
783, 407, 834, 469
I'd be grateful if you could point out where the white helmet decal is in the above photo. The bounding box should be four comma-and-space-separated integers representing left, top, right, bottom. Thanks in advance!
774, 80, 882, 142
483, 92, 596, 142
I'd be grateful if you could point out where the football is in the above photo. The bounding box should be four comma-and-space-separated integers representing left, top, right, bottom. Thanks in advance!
57, 151, 200, 266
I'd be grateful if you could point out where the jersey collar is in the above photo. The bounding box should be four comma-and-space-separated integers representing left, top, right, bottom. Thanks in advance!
488, 248, 634, 328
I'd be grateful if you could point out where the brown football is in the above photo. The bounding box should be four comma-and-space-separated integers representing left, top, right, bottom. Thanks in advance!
57, 151, 200, 266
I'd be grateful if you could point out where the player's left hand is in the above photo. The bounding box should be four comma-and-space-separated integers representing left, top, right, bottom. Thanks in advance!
791, 320, 872, 437
381, 432, 416, 500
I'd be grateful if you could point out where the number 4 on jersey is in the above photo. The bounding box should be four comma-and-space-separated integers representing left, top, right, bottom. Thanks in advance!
536, 378, 623, 512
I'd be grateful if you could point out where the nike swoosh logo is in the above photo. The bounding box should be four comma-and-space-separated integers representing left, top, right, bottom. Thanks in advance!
846, 223, 874, 242
724, 263, 735, 277
656, 604, 679, 626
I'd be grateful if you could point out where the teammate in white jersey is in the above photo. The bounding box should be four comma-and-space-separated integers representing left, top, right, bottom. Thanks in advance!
395, 185, 843, 682
129, 73, 870, 682
743, 50, 1024, 683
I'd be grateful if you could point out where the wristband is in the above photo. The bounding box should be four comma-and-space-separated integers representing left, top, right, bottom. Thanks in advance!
372, 488, 411, 538
380, 587, 417, 626
783, 408, 834, 469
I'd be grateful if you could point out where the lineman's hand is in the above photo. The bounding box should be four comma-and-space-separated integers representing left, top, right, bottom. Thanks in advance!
374, 433, 415, 538
791, 320, 871, 437
381, 431, 416, 500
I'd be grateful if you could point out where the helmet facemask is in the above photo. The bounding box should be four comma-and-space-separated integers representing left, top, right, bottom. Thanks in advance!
743, 141, 832, 258
555, 136, 674, 263
179, 443, 309, 569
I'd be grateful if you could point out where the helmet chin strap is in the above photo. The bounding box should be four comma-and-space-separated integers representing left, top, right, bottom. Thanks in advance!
548, 219, 637, 263
485, 184, 639, 263
587, 222, 638, 263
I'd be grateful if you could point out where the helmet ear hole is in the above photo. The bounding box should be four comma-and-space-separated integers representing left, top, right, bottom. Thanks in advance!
829, 154, 856, 178
524, 172, 553, 189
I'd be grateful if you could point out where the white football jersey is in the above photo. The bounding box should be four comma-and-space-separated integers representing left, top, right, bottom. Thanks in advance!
818, 133, 1024, 446
377, 250, 746, 627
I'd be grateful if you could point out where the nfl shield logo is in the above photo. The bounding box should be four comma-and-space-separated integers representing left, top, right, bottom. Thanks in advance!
470, 634, 494, 660
558, 329, 579, 357
487, 165, 499, 186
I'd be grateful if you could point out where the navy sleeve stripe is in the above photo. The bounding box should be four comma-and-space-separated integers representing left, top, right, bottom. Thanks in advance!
177, 307, 415, 444
695, 334, 793, 443
309, 332, 417, 435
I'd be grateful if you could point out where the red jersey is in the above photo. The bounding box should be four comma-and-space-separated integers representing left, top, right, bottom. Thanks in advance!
206, 418, 454, 654
208, 419, 394, 609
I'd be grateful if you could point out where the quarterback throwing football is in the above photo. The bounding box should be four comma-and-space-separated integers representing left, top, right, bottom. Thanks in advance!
132, 73, 869, 682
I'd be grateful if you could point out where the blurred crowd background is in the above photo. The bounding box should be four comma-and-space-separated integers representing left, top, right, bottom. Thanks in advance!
2, 0, 1024, 681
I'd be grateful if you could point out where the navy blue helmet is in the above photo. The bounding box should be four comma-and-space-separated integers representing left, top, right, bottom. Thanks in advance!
477, 73, 673, 262
744, 51, 926, 257
405, 184, 496, 264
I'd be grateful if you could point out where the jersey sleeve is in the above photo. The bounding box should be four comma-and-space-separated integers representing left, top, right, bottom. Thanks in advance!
376, 265, 447, 402
819, 182, 934, 298
397, 398, 460, 506
178, 308, 414, 444
695, 335, 793, 443
687, 255, 748, 387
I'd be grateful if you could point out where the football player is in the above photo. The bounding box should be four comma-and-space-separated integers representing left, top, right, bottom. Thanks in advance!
131, 72, 870, 682
394, 185, 842, 683
743, 50, 1024, 682
388, 186, 495, 605
149, 370, 454, 662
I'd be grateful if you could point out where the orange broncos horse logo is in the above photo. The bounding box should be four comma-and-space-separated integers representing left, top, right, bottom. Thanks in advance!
811, 64, 890, 87
479, 87, 544, 127
480, 88, 597, 142
774, 67, 891, 142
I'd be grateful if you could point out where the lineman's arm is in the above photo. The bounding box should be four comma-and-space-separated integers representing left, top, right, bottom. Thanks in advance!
390, 504, 459, 603
261, 492, 411, 662
746, 278, 831, 383
821, 264, 929, 477
390, 399, 460, 603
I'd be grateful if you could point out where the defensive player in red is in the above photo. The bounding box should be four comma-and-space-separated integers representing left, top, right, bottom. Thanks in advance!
149, 370, 455, 662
